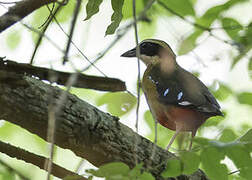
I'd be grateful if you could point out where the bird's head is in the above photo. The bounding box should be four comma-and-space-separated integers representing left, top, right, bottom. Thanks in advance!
121, 39, 176, 66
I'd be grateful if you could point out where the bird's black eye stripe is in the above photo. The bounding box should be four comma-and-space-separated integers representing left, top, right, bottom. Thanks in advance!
139, 42, 162, 57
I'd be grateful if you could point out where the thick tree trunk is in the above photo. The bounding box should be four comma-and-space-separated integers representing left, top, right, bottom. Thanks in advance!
0, 65, 207, 180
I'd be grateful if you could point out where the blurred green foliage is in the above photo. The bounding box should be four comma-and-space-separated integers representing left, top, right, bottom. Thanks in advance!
96, 92, 136, 117
6, 30, 21, 50
237, 92, 252, 106
86, 162, 154, 180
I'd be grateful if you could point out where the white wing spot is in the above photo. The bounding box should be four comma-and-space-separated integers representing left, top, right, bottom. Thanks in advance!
178, 101, 192, 106
163, 88, 169, 96
177, 92, 183, 100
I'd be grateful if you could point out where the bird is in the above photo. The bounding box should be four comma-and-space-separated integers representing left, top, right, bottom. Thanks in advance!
121, 39, 223, 150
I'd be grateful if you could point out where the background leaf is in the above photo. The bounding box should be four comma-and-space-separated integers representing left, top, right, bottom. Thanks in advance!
237, 92, 252, 106
105, 0, 124, 35
6, 30, 21, 50
161, 159, 182, 178
96, 92, 136, 116
201, 147, 228, 180
84, 0, 103, 20
212, 82, 232, 101
56, 1, 77, 23
178, 30, 202, 55
180, 152, 200, 175
221, 17, 242, 41
224, 145, 252, 179
248, 58, 252, 79
122, 0, 144, 19
157, 0, 195, 16
219, 128, 238, 143
86, 162, 130, 178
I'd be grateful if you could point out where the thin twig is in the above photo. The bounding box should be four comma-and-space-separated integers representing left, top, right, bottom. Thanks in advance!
63, 0, 82, 64
52, 16, 108, 77
30, 3, 64, 64
38, 2, 55, 29
46, 104, 56, 180
132, 0, 143, 166
228, 169, 240, 175
22, 23, 64, 53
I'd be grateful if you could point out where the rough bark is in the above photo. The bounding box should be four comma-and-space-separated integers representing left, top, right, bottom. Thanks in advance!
0, 68, 207, 180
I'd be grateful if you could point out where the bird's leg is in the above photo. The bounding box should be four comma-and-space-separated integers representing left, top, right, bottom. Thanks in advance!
188, 130, 196, 151
166, 125, 183, 151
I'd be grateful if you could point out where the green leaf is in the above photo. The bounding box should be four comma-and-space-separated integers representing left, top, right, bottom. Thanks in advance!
6, 30, 21, 50
96, 92, 136, 116
105, 0, 124, 35
193, 137, 211, 146
158, 0, 195, 16
201, 147, 228, 180
31, 6, 49, 28
84, 0, 103, 20
240, 22, 252, 46
202, 114, 225, 127
178, 29, 203, 55
239, 129, 252, 142
180, 152, 200, 175
139, 172, 155, 180
86, 162, 130, 178
212, 82, 232, 101
231, 21, 252, 68
219, 128, 237, 143
237, 129, 252, 150
56, 1, 76, 23
1, 171, 15, 180
128, 163, 142, 178
248, 57, 252, 79
197, 0, 246, 27
139, 18, 157, 40
221, 17, 242, 41
122, 0, 144, 19
232, 47, 251, 68
224, 145, 252, 179
237, 92, 252, 106
162, 158, 182, 178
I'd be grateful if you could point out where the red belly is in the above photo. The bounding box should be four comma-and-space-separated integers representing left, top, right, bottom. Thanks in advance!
156, 106, 206, 132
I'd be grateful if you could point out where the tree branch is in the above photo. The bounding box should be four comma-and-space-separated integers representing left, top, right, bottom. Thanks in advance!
0, 0, 56, 33
0, 141, 86, 180
0, 59, 126, 92
0, 65, 207, 180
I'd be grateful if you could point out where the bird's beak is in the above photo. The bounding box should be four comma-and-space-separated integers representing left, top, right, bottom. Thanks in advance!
121, 48, 136, 57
